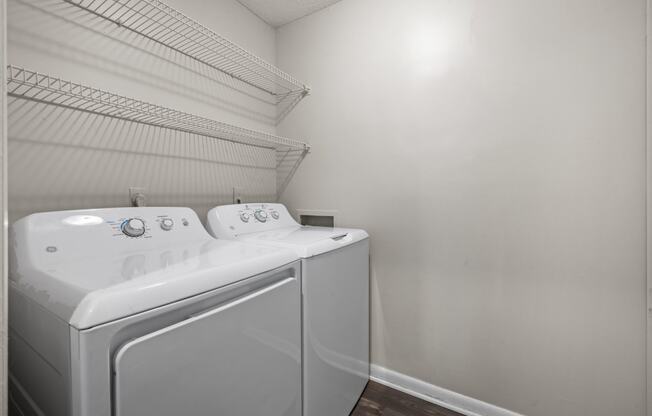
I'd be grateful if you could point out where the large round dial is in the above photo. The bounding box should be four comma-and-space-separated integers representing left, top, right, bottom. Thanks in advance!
122, 218, 146, 237
254, 210, 268, 222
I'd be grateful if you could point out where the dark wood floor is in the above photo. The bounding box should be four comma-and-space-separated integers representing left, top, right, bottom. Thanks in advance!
351, 381, 463, 416
10, 380, 462, 416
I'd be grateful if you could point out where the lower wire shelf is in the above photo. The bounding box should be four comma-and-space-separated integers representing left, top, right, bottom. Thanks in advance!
6, 65, 310, 153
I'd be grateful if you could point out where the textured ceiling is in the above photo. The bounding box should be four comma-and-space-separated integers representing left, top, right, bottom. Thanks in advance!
237, 0, 343, 27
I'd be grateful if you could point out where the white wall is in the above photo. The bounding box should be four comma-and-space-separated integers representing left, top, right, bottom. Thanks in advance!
277, 1, 647, 415
7, 0, 279, 221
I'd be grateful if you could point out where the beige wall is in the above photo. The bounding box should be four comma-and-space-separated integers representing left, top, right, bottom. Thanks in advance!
277, 1, 647, 415
648, 1, 652, 414
6, 0, 279, 222
1, 0, 7, 413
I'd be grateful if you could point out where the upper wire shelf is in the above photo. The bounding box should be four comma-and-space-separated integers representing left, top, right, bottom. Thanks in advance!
6, 65, 310, 152
63, 0, 310, 109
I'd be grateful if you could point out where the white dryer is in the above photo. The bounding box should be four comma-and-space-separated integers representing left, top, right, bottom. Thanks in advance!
207, 203, 369, 416
9, 207, 302, 416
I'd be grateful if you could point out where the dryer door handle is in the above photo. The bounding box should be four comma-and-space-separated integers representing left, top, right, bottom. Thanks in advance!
187, 277, 296, 321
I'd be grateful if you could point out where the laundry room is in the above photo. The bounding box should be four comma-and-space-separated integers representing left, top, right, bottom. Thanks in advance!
0, 0, 648, 415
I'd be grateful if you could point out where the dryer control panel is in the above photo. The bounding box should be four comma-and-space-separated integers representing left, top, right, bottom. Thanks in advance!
11, 207, 212, 265
207, 203, 300, 238
106, 210, 195, 240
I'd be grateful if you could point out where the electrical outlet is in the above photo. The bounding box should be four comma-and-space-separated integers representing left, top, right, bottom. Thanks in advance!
232, 187, 244, 204
129, 187, 147, 207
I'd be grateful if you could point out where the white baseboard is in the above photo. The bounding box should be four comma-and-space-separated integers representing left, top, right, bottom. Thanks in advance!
370, 364, 525, 416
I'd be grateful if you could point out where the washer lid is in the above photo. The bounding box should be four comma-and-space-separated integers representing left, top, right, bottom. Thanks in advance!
239, 226, 369, 258
10, 208, 298, 329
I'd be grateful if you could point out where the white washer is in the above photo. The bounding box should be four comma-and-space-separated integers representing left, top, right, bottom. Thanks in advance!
9, 207, 302, 416
207, 203, 369, 416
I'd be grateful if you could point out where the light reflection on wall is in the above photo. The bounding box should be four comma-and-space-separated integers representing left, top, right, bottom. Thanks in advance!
403, 6, 473, 78
8, 101, 279, 222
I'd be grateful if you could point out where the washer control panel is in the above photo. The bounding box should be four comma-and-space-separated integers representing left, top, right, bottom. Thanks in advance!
207, 203, 299, 238
235, 205, 283, 225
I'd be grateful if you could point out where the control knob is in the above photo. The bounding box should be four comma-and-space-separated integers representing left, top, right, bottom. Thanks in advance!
271, 210, 279, 219
240, 212, 250, 223
160, 218, 174, 231
254, 210, 268, 223
122, 218, 146, 237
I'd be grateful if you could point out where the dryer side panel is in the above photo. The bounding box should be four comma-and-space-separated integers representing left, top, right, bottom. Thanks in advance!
9, 288, 71, 416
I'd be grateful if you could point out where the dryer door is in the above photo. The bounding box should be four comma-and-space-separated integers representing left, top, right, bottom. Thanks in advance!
113, 275, 301, 416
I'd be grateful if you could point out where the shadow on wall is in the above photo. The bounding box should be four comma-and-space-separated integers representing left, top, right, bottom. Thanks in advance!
6, 0, 307, 221
8, 0, 278, 124
8, 101, 278, 222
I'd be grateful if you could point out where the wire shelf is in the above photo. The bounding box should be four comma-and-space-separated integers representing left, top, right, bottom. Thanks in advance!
6, 65, 311, 153
63, 0, 310, 107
